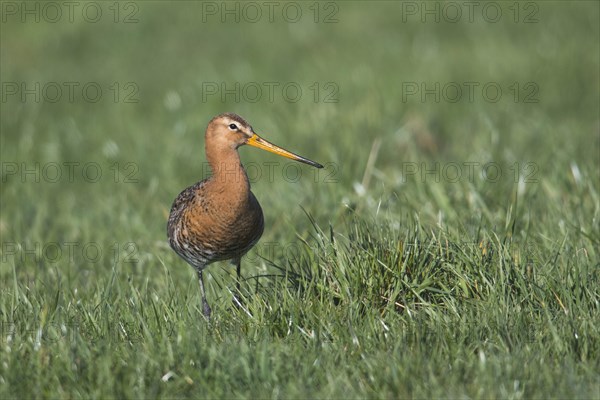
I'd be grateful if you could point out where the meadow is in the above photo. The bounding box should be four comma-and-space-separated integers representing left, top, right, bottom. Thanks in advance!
1, 1, 599, 398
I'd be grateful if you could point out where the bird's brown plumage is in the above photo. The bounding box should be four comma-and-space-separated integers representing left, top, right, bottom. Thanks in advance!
167, 112, 322, 318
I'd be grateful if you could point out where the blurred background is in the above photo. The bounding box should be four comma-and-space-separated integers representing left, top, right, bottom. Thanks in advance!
1, 2, 599, 397
1, 1, 598, 292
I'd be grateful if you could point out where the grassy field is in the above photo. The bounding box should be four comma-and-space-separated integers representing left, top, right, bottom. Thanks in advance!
1, 1, 599, 398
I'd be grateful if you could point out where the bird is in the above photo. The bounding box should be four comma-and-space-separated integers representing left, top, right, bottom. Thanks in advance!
167, 113, 323, 318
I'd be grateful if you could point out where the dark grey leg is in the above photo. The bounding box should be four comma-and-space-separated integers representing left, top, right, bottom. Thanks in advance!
233, 257, 242, 307
197, 269, 211, 318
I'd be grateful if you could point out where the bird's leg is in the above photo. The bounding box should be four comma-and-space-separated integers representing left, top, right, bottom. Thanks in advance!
197, 269, 211, 318
232, 257, 243, 308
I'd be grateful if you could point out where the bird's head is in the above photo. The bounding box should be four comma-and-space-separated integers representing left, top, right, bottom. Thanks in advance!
206, 113, 323, 168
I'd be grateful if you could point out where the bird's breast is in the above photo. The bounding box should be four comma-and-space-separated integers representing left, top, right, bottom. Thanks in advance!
167, 179, 265, 265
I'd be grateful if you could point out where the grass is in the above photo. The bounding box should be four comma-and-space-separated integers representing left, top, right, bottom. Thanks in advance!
1, 1, 599, 398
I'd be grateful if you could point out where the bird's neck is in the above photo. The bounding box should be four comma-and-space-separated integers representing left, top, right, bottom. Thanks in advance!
205, 143, 250, 198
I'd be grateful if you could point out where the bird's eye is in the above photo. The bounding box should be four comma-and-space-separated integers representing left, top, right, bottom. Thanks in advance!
228, 123, 238, 131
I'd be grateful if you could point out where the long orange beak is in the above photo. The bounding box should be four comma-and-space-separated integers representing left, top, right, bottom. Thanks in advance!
246, 133, 323, 169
